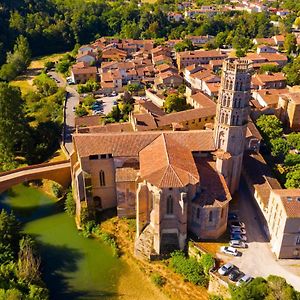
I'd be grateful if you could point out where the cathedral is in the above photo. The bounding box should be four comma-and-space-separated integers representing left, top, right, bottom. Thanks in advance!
70, 58, 252, 259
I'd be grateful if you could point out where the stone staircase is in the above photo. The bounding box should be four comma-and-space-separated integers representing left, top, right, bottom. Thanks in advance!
134, 224, 155, 260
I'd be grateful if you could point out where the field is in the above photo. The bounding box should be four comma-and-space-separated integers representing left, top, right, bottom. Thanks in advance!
11, 52, 65, 95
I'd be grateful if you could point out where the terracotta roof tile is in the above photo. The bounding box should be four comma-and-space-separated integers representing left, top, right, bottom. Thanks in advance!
139, 134, 199, 188
73, 130, 216, 158
272, 189, 300, 218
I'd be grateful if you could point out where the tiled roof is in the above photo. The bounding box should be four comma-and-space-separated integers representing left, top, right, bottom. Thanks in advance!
156, 106, 216, 127
252, 72, 286, 85
72, 66, 97, 75
191, 92, 217, 108
139, 134, 200, 188
272, 189, 300, 218
281, 92, 300, 104
255, 88, 289, 106
193, 158, 231, 207
178, 49, 226, 59
73, 130, 216, 158
115, 167, 138, 182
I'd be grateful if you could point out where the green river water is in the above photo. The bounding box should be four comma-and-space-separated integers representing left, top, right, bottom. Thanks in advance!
0, 184, 126, 300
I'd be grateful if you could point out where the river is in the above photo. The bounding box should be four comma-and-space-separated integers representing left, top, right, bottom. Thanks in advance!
0, 184, 167, 300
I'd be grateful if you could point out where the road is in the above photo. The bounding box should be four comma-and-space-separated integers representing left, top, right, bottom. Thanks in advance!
218, 179, 300, 291
48, 71, 79, 155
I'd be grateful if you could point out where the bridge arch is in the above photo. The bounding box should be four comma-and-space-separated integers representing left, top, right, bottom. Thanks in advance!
0, 160, 71, 194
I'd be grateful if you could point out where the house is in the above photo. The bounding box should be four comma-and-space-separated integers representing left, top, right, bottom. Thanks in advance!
186, 90, 216, 109
167, 12, 183, 22
253, 38, 276, 46
277, 92, 300, 131
252, 72, 286, 90
71, 63, 98, 84
252, 88, 289, 108
185, 35, 214, 46
276, 10, 290, 17
154, 72, 183, 89
257, 45, 278, 54
273, 35, 285, 46
152, 54, 172, 65
101, 70, 122, 93
76, 52, 97, 64
243, 153, 300, 259
176, 50, 227, 70
101, 48, 127, 61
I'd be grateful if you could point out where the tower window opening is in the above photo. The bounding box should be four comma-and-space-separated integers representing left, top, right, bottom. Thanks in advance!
167, 195, 174, 215
99, 170, 106, 186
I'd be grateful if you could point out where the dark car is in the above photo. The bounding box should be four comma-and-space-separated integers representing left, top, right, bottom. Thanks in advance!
228, 212, 238, 221
229, 269, 244, 282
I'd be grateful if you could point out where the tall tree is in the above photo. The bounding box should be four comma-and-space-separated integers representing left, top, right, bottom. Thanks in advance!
0, 83, 28, 170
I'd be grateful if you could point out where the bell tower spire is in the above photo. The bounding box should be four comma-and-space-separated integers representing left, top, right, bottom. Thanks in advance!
214, 58, 252, 194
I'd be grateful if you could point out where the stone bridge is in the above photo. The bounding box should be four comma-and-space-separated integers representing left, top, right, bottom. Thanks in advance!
0, 160, 71, 194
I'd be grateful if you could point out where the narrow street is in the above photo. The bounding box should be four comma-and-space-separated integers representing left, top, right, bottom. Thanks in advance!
48, 71, 79, 155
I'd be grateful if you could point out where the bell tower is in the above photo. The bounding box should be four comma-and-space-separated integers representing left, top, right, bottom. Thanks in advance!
214, 58, 252, 194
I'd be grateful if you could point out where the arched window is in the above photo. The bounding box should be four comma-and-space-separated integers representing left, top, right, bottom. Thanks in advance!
167, 195, 174, 215
197, 208, 200, 219
93, 196, 102, 209
209, 211, 213, 222
232, 116, 235, 125
99, 170, 106, 186
236, 115, 239, 125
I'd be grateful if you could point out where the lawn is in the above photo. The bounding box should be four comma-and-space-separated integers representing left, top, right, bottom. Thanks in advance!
11, 52, 66, 95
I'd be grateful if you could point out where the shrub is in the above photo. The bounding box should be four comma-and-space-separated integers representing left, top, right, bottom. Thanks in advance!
151, 273, 166, 287
64, 192, 76, 217
170, 250, 208, 286
52, 183, 62, 198
199, 253, 215, 275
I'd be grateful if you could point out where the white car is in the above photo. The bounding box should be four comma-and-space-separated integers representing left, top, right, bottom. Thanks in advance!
218, 263, 234, 275
220, 246, 239, 256
236, 274, 253, 286
230, 221, 245, 229
229, 240, 248, 248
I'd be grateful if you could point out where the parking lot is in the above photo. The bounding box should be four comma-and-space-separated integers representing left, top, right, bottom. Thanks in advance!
90, 94, 121, 115
217, 179, 300, 291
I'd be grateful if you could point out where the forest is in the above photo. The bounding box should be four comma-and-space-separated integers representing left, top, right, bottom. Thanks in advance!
1, 0, 299, 67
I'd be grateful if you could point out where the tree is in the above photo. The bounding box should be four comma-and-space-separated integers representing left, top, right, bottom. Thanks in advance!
270, 138, 289, 159
286, 133, 300, 150
164, 94, 189, 113
283, 57, 300, 86
284, 33, 297, 54
33, 73, 58, 96
285, 169, 300, 188
259, 64, 280, 74
256, 115, 283, 140
0, 35, 31, 81
0, 83, 29, 170
174, 39, 194, 52
284, 153, 300, 167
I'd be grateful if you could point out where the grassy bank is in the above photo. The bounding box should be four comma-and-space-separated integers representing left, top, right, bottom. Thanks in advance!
100, 217, 210, 300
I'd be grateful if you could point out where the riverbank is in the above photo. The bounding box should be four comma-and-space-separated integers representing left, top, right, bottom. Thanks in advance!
100, 217, 210, 300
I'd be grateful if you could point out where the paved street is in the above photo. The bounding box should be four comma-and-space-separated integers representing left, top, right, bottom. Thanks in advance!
218, 179, 300, 291
48, 71, 79, 154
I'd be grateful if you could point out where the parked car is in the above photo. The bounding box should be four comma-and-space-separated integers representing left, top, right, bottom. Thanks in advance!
236, 274, 253, 286
220, 246, 239, 256
229, 240, 248, 248
230, 221, 245, 228
230, 233, 247, 242
231, 228, 246, 235
228, 212, 238, 221
111, 91, 118, 96
229, 269, 244, 282
218, 263, 234, 276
